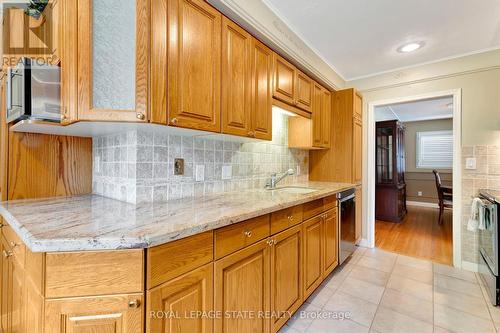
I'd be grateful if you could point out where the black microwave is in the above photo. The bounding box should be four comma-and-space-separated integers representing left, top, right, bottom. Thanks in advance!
6, 58, 61, 123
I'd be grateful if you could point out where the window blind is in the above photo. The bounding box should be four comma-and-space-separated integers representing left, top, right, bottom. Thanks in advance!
416, 130, 453, 169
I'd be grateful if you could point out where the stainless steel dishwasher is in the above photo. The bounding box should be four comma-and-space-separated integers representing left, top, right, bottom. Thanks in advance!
337, 189, 356, 265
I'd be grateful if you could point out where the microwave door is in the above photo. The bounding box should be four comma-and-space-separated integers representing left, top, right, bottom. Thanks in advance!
30, 65, 61, 121
479, 201, 499, 276
6, 66, 26, 123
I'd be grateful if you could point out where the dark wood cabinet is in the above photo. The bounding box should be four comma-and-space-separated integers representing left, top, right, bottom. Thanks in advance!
375, 120, 407, 222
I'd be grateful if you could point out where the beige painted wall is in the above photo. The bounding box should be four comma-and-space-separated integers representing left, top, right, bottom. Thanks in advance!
403, 118, 453, 203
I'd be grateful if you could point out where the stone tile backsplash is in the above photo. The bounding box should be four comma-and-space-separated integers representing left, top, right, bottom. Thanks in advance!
461, 145, 500, 264
92, 112, 309, 203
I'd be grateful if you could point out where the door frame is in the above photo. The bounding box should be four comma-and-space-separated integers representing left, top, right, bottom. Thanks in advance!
364, 89, 462, 268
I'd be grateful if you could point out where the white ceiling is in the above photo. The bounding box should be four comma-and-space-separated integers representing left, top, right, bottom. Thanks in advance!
264, 0, 500, 80
375, 97, 453, 122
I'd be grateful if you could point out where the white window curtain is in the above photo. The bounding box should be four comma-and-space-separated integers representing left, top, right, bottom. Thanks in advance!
416, 130, 453, 169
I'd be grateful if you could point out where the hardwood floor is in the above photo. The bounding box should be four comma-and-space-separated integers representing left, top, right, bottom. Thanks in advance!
375, 206, 453, 265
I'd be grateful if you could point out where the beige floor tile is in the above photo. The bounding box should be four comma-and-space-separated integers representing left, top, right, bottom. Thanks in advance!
286, 302, 321, 332
392, 263, 434, 285
433, 326, 455, 333
305, 284, 335, 308
380, 289, 433, 323
321, 266, 352, 291
364, 248, 398, 261
323, 291, 378, 327
371, 306, 433, 333
348, 265, 390, 287
434, 285, 490, 319
357, 256, 395, 273
306, 318, 369, 333
278, 324, 300, 333
339, 276, 385, 304
386, 275, 433, 302
396, 255, 433, 272
434, 304, 496, 333
433, 263, 477, 283
434, 273, 483, 298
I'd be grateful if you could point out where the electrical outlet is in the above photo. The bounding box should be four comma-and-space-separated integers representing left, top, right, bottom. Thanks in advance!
222, 165, 232, 180
465, 157, 477, 170
174, 158, 184, 175
94, 155, 101, 173
418, 191, 423, 197
195, 165, 205, 182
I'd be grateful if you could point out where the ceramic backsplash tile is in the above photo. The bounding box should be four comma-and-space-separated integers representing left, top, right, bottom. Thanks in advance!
461, 145, 500, 264
92, 112, 309, 203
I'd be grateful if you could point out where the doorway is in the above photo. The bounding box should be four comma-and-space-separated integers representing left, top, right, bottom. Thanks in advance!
365, 90, 462, 267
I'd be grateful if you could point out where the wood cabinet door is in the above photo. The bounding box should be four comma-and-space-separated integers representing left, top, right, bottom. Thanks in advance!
353, 118, 363, 184
251, 38, 273, 141
322, 208, 338, 278
272, 54, 296, 105
1, 237, 9, 332
10, 256, 25, 333
354, 92, 363, 120
311, 83, 323, 148
355, 188, 362, 243
321, 89, 332, 148
76, 0, 149, 122
270, 225, 302, 333
147, 263, 213, 333
168, 0, 221, 132
215, 239, 270, 333
45, 294, 144, 333
302, 216, 323, 299
222, 17, 252, 137
295, 71, 312, 112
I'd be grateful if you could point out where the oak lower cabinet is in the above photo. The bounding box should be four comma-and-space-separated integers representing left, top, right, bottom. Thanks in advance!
44, 294, 144, 333
147, 263, 213, 333
270, 225, 302, 333
215, 239, 271, 333
302, 215, 323, 299
355, 188, 362, 244
322, 208, 338, 277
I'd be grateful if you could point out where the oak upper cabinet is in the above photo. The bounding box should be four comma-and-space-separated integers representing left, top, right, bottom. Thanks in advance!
73, 0, 149, 123
270, 225, 302, 333
147, 263, 213, 333
302, 215, 323, 299
353, 118, 363, 184
167, 0, 221, 132
215, 239, 271, 333
44, 294, 144, 333
272, 54, 296, 106
311, 83, 323, 147
322, 208, 338, 277
222, 17, 252, 137
250, 38, 273, 140
295, 70, 313, 112
321, 89, 332, 148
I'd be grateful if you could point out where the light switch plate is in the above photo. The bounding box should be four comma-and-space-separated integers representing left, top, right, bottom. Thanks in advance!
195, 165, 205, 182
465, 157, 477, 170
174, 158, 184, 175
222, 165, 232, 180
418, 191, 423, 197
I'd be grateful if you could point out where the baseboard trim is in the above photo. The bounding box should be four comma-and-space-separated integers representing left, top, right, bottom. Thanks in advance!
357, 238, 372, 248
406, 200, 439, 209
461, 260, 479, 272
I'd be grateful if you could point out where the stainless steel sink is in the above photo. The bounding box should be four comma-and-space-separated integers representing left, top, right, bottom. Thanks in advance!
271, 186, 319, 194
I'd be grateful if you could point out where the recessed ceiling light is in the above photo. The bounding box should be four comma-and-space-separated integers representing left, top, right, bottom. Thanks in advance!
397, 42, 425, 53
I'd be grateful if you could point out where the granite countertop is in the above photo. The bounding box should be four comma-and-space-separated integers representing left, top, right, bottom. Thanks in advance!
481, 189, 500, 204
0, 181, 356, 252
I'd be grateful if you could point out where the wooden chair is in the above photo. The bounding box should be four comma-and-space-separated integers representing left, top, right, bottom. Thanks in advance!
433, 170, 453, 225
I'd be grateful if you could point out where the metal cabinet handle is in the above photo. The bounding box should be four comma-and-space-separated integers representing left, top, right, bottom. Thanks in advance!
128, 299, 141, 309
170, 118, 178, 125
244, 230, 253, 238
2, 250, 12, 258
248, 131, 255, 138
9, 241, 18, 248
287, 215, 294, 221
267, 239, 275, 246
136, 113, 145, 121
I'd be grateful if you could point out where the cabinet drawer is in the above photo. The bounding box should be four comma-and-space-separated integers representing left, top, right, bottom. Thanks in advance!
323, 195, 338, 211
147, 231, 213, 289
215, 215, 270, 259
270, 205, 303, 235
2, 223, 26, 265
45, 250, 144, 298
303, 199, 324, 220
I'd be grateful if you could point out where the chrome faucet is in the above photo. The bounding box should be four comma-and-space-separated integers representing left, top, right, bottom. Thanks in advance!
266, 169, 295, 189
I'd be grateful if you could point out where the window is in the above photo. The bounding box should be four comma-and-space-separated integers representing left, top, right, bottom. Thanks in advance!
416, 130, 453, 169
